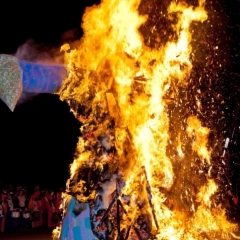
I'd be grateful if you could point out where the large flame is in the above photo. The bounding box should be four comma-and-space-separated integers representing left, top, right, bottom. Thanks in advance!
59, 0, 238, 239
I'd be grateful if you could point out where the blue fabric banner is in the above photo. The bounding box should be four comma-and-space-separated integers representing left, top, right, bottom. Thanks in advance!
19, 60, 67, 93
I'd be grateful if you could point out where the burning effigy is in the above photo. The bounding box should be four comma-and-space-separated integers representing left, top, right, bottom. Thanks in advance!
55, 0, 239, 239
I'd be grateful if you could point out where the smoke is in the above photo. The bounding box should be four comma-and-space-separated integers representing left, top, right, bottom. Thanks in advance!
15, 27, 83, 63
14, 39, 65, 64
16, 92, 39, 107
61, 28, 83, 45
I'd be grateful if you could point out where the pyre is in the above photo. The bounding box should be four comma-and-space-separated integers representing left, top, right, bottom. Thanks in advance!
57, 0, 238, 239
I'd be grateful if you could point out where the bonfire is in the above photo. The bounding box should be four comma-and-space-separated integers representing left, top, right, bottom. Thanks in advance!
55, 0, 239, 239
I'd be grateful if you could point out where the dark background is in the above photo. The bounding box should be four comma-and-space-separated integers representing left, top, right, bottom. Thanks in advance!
0, 0, 239, 192
0, 0, 100, 191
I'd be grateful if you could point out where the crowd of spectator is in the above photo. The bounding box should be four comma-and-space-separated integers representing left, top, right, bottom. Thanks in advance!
0, 184, 63, 233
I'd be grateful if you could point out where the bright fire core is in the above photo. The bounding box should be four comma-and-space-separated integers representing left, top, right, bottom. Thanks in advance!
59, 0, 239, 239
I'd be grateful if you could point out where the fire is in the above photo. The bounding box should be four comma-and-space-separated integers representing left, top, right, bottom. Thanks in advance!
186, 116, 211, 165
58, 0, 238, 239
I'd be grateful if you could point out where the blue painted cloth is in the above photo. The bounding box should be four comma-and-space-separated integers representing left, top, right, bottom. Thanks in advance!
60, 197, 97, 240
19, 60, 67, 93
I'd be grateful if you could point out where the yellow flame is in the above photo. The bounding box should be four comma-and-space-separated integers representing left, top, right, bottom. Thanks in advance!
186, 116, 211, 165
59, 0, 238, 239
196, 179, 218, 207
177, 133, 184, 158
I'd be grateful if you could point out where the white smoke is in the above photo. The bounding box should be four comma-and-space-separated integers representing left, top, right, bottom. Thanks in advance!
14, 39, 64, 64
16, 92, 39, 106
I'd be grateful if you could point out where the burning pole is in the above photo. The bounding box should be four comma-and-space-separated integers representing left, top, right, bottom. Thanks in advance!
141, 166, 159, 232
97, 176, 146, 240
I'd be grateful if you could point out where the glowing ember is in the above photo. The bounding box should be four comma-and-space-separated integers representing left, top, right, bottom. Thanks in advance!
58, 0, 238, 239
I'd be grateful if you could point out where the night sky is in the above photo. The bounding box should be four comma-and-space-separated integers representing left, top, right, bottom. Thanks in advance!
0, 0, 239, 192
0, 0, 100, 190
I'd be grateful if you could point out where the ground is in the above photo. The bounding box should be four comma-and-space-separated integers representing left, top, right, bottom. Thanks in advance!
0, 228, 52, 240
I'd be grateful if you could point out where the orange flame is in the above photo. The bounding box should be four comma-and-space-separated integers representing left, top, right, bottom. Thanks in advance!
59, 0, 238, 239
186, 116, 211, 165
